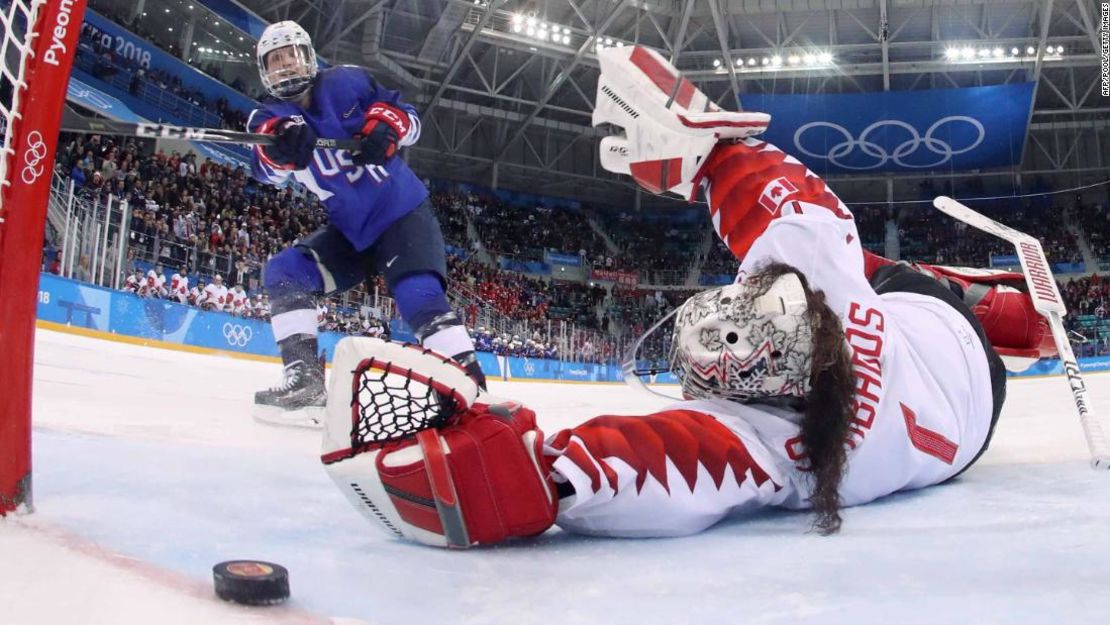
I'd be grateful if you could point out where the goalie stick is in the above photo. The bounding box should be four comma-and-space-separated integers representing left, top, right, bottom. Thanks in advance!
933, 196, 1110, 471
60, 106, 361, 151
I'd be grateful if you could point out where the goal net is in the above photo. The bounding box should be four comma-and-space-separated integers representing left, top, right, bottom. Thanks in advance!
0, 0, 85, 515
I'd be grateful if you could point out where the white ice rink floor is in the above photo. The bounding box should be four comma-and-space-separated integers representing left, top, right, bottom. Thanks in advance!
4, 328, 1110, 625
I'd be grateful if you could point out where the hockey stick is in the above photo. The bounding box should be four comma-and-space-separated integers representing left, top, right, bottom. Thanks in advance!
933, 196, 1110, 471
60, 106, 361, 150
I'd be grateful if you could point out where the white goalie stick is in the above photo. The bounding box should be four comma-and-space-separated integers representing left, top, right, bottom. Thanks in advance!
933, 196, 1110, 470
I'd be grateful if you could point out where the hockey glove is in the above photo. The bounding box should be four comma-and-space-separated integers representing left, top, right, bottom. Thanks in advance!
351, 103, 410, 166
259, 117, 318, 170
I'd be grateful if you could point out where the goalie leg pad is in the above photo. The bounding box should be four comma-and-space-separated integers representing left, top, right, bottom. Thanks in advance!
864, 255, 1054, 365
912, 263, 1054, 362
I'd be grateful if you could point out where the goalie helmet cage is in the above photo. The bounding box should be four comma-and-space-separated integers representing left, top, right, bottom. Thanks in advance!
0, 0, 86, 515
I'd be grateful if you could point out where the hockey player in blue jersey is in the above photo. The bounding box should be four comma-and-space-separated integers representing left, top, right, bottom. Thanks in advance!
248, 21, 484, 426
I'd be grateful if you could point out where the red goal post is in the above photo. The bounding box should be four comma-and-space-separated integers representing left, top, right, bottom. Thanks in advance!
0, 0, 86, 515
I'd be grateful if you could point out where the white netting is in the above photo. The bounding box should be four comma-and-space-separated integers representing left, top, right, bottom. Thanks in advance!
0, 0, 45, 224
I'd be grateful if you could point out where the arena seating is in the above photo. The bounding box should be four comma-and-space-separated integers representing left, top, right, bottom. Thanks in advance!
47, 126, 1110, 363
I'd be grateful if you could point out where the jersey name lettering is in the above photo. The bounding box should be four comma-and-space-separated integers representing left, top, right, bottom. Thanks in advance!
845, 302, 885, 441
313, 150, 390, 185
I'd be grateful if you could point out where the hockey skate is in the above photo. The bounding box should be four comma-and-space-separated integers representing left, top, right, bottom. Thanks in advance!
253, 360, 326, 429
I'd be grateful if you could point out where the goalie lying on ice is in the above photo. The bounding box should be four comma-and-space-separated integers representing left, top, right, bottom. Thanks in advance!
322, 238, 1002, 545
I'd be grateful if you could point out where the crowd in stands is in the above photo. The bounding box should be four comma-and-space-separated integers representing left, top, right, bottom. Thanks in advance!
82, 0, 254, 130
57, 131, 329, 291
1071, 196, 1110, 263
596, 210, 704, 284
1060, 274, 1110, 357
468, 197, 611, 267
44, 122, 1110, 366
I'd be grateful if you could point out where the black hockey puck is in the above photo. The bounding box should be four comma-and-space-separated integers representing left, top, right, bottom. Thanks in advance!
212, 560, 290, 606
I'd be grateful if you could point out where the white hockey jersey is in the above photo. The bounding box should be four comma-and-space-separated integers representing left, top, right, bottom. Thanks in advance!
169, 273, 190, 304
137, 270, 167, 298
551, 205, 995, 538
229, 287, 248, 315
199, 283, 230, 311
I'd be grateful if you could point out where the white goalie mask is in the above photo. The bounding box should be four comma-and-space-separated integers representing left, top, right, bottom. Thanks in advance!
592, 46, 771, 201
257, 21, 318, 100
670, 271, 814, 403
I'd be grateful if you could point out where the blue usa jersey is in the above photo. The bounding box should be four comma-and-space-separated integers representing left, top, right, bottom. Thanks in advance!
247, 66, 428, 251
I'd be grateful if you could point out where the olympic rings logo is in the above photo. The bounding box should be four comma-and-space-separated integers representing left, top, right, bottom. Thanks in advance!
20, 130, 48, 185
793, 116, 985, 170
222, 322, 253, 347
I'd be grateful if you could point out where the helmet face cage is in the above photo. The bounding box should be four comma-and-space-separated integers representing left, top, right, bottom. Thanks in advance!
669, 271, 814, 403
257, 22, 318, 100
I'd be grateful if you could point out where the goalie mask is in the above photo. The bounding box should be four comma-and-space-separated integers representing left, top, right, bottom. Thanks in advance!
257, 21, 318, 101
670, 271, 814, 403
592, 46, 771, 201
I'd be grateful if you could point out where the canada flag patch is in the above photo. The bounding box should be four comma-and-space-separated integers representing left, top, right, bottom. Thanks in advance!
757, 177, 799, 215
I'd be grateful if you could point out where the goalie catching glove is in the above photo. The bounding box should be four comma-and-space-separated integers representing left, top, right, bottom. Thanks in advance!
320, 338, 557, 548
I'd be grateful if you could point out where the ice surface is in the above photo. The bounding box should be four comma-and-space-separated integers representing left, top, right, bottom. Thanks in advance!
3, 328, 1110, 625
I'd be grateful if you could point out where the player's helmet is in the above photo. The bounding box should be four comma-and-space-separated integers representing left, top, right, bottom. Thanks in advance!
592, 45, 770, 201
670, 270, 814, 403
257, 21, 318, 100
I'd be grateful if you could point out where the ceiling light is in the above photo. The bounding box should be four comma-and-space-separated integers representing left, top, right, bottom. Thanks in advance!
960, 47, 975, 59
712, 58, 721, 68
803, 54, 816, 65
945, 47, 960, 60
562, 35, 571, 45
770, 55, 782, 66
818, 52, 832, 64
761, 57, 770, 66
787, 55, 800, 65
1026, 46, 1036, 54
512, 23, 522, 33
526, 16, 535, 26
525, 26, 535, 36
977, 48, 990, 57
992, 47, 1003, 57
747, 57, 756, 66
1010, 47, 1020, 55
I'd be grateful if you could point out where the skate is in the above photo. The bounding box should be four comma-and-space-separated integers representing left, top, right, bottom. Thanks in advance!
253, 359, 326, 428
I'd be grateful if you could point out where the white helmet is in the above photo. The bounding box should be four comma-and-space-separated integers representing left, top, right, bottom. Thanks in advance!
592, 45, 770, 201
670, 270, 814, 403
257, 21, 317, 100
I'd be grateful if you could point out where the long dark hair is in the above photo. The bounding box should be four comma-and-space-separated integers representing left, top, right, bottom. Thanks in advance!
754, 263, 855, 534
